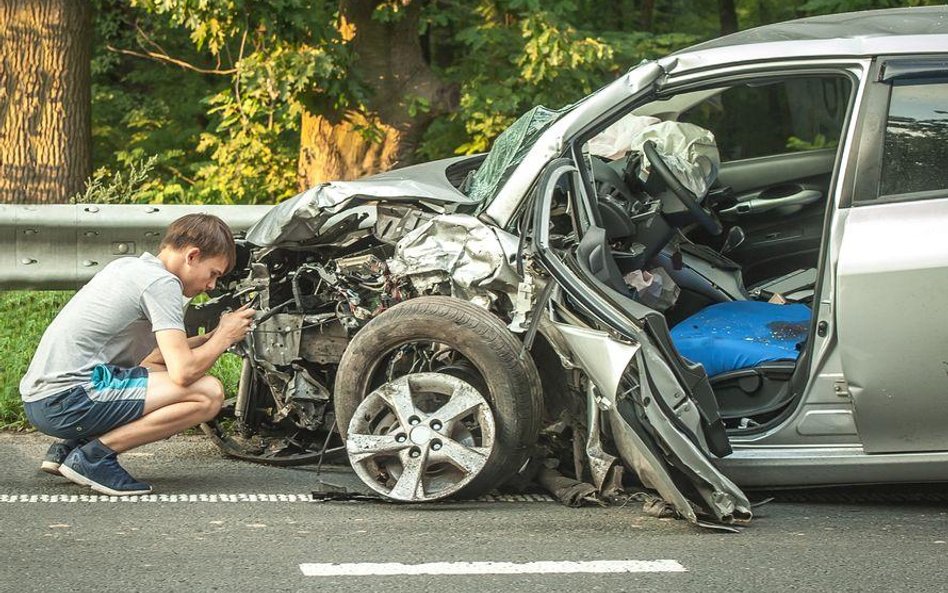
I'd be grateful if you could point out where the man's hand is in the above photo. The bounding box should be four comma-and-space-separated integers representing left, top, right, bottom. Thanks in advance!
215, 304, 256, 346
157, 306, 253, 387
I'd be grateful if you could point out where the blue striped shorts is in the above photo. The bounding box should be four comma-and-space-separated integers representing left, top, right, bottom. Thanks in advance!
24, 364, 149, 440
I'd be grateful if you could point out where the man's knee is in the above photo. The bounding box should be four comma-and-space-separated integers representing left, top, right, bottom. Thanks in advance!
193, 375, 225, 419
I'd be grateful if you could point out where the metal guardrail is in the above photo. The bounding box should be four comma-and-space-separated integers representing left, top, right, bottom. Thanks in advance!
0, 204, 272, 289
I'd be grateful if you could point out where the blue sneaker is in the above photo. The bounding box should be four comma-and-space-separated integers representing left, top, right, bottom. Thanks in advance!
40, 441, 75, 476
58, 448, 152, 496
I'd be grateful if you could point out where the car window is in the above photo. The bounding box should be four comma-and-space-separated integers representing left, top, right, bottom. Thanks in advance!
878, 80, 948, 199
679, 76, 850, 162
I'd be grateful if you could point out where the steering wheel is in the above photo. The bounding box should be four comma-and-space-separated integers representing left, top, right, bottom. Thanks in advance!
642, 140, 722, 236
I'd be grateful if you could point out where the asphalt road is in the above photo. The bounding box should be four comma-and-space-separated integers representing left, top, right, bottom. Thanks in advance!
2, 433, 947, 593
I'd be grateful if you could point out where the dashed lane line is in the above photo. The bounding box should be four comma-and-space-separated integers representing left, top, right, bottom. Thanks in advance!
0, 493, 555, 503
299, 560, 688, 576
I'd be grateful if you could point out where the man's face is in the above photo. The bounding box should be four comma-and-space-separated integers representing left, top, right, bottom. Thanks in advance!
181, 249, 229, 298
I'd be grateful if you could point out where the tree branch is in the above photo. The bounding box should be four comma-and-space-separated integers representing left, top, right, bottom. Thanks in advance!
105, 45, 237, 75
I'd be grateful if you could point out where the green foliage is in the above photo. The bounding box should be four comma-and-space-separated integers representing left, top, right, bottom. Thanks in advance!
71, 156, 158, 204
787, 134, 838, 152
0, 292, 74, 430
92, 0, 228, 203
93, 0, 358, 204
89, 0, 936, 199
210, 352, 243, 397
419, 1, 698, 158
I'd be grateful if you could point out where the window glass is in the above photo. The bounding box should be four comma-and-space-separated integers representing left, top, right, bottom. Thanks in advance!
879, 81, 948, 198
679, 77, 850, 162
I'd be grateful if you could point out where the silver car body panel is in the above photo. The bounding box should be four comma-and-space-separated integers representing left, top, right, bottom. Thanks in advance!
551, 323, 640, 405
836, 197, 948, 454
552, 322, 750, 525
388, 213, 520, 308
717, 447, 948, 488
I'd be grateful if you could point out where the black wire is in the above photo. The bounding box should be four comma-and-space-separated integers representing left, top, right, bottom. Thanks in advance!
314, 422, 338, 478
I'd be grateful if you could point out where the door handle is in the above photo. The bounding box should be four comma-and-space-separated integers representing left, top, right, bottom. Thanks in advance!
721, 189, 822, 216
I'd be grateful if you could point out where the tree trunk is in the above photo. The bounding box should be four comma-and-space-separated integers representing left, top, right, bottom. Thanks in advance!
719, 0, 739, 35
639, 0, 655, 31
297, 0, 457, 189
0, 0, 91, 204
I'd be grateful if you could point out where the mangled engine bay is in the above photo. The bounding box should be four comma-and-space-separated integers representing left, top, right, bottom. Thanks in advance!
191, 203, 434, 462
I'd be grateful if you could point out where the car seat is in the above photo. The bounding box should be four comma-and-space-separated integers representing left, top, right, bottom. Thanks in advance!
669, 300, 811, 377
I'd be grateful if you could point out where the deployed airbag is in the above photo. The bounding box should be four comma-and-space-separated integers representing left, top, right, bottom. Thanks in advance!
670, 301, 811, 377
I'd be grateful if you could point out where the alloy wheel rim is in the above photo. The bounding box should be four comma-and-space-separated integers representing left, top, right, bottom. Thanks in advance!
346, 372, 496, 502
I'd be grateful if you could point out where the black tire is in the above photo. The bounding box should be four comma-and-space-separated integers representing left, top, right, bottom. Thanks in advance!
334, 296, 543, 499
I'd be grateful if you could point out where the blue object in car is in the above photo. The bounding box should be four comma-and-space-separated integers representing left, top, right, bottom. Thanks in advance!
670, 301, 811, 378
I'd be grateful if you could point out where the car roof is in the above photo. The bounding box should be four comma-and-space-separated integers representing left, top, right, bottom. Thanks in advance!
688, 6, 948, 50
666, 7, 948, 75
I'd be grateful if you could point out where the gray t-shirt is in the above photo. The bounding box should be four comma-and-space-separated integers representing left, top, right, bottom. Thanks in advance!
20, 252, 187, 402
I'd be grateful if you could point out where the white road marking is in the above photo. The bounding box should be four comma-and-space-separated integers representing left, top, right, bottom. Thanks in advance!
0, 493, 312, 503
0, 493, 554, 503
299, 560, 687, 576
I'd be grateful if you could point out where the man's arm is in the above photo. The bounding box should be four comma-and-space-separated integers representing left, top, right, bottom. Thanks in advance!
156, 306, 255, 386
140, 331, 215, 368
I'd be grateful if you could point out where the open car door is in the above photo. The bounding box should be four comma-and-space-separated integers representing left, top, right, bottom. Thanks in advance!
529, 159, 752, 529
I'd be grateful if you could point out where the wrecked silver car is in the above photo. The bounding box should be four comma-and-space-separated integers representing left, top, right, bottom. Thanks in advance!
187, 99, 753, 526
183, 7, 948, 528
10, 7, 948, 530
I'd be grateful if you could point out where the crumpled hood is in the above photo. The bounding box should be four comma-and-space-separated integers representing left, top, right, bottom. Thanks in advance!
388, 213, 520, 308
244, 157, 479, 246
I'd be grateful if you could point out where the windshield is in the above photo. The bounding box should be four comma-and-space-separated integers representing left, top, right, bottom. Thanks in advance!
466, 105, 567, 208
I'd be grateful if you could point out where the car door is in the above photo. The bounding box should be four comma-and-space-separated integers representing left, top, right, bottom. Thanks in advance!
530, 158, 751, 528
836, 58, 948, 454
677, 75, 852, 286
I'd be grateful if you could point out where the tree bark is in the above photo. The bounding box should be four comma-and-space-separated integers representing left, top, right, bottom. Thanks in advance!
639, 0, 655, 31
297, 0, 457, 189
719, 0, 739, 35
0, 0, 92, 204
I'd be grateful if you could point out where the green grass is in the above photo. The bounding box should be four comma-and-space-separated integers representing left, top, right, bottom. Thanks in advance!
210, 352, 242, 398
0, 290, 243, 431
0, 291, 75, 430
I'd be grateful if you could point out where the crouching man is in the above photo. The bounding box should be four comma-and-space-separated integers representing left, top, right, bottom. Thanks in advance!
19, 213, 255, 496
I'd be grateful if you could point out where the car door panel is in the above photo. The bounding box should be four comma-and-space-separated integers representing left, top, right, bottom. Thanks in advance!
533, 158, 751, 527
716, 149, 836, 195
727, 203, 826, 286
837, 197, 948, 453
715, 150, 834, 285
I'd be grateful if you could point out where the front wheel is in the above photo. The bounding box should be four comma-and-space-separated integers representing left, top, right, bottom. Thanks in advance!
334, 296, 543, 501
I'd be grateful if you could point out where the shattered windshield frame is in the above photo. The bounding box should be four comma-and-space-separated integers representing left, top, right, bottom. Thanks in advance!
465, 105, 570, 212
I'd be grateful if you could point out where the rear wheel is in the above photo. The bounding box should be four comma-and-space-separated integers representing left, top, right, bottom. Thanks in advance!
334, 296, 543, 501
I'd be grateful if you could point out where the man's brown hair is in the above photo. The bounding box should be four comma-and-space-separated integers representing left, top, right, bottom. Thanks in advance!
159, 213, 236, 272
